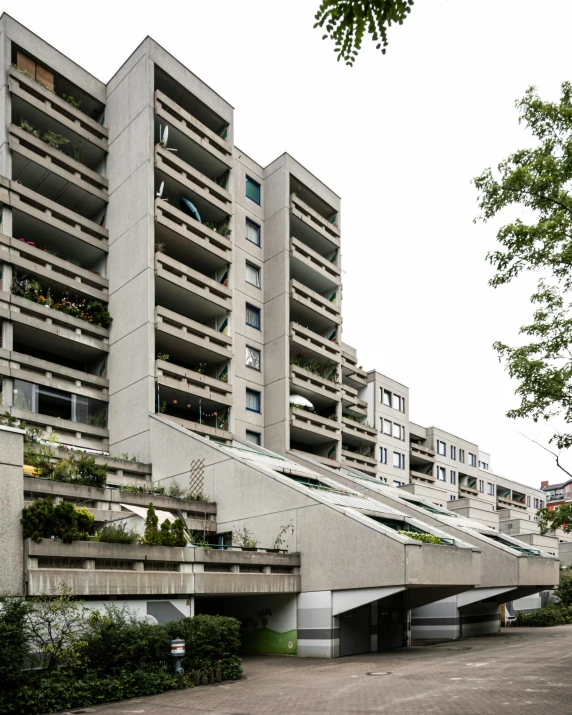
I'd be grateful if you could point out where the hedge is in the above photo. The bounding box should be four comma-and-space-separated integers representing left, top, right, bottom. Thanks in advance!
0, 597, 242, 715
514, 604, 572, 627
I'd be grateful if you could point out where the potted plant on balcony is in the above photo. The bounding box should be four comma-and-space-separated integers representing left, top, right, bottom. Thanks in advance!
267, 521, 294, 553
233, 526, 258, 551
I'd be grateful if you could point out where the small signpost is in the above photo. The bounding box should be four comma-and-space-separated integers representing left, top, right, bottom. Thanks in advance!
171, 638, 185, 688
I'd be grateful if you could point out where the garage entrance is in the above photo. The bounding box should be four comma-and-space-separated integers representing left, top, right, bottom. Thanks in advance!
339, 604, 371, 656
378, 591, 405, 651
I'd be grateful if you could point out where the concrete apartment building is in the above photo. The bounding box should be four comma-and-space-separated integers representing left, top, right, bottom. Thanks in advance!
0, 16, 561, 657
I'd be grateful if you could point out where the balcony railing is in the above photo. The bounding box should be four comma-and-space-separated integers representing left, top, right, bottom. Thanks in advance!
6, 182, 109, 253
289, 236, 341, 285
340, 450, 378, 474
9, 66, 108, 149
9, 406, 108, 450
341, 353, 367, 387
155, 146, 232, 216
0, 350, 108, 402
9, 126, 108, 207
156, 359, 232, 406
155, 89, 232, 166
162, 413, 232, 442
459, 485, 479, 498
1, 291, 109, 353
25, 539, 300, 597
497, 496, 527, 511
290, 194, 340, 245
290, 405, 340, 439
155, 306, 232, 360
341, 417, 377, 443
0, 233, 108, 302
290, 364, 341, 401
410, 469, 435, 485
410, 443, 436, 461
155, 199, 232, 263
290, 322, 341, 362
290, 279, 342, 324
155, 252, 232, 311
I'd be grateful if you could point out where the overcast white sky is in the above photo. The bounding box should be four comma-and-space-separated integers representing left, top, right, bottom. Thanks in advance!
6, 0, 572, 488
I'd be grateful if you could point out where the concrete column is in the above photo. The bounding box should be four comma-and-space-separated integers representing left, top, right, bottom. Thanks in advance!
85, 559, 96, 570
133, 561, 144, 571
0, 425, 25, 595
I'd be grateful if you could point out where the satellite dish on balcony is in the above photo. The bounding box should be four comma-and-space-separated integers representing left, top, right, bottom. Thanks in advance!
289, 395, 315, 411
156, 181, 168, 201
159, 124, 177, 152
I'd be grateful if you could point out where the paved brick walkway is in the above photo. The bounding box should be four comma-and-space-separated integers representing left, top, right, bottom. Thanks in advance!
77, 626, 572, 715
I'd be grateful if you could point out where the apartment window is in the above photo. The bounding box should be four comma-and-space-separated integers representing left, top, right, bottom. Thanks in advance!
459, 449, 465, 463
534, 498, 539, 509
436, 466, 446, 482
380, 447, 387, 464
246, 176, 261, 204
245, 346, 261, 370
392, 422, 404, 440
393, 452, 405, 470
393, 394, 404, 412
245, 430, 261, 445
393, 480, 404, 488
450, 445, 456, 460
527, 496, 531, 507
450, 470, 457, 485
567, 485, 571, 499
382, 389, 392, 407
246, 218, 261, 246
383, 419, 392, 436
245, 262, 261, 288
540, 499, 544, 508
478, 479, 484, 493
449, 495, 456, 501
12, 379, 107, 427
246, 388, 261, 413
245, 303, 260, 329
436, 440, 446, 457
487, 483, 494, 496
469, 452, 476, 467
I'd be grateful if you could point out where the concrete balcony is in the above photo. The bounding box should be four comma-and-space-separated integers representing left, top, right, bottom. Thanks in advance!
162, 413, 232, 442
341, 352, 367, 388
9, 406, 108, 450
290, 364, 341, 403
156, 359, 232, 406
410, 443, 436, 462
6, 182, 108, 261
459, 484, 479, 498
0, 291, 109, 362
155, 252, 232, 321
25, 540, 301, 597
341, 417, 377, 445
289, 236, 341, 295
497, 496, 527, 511
155, 199, 232, 270
0, 350, 108, 402
290, 405, 340, 443
410, 469, 435, 485
341, 450, 378, 476
290, 279, 341, 332
9, 66, 108, 151
0, 233, 108, 302
155, 89, 232, 169
155, 145, 232, 223
341, 383, 368, 417
290, 194, 340, 254
290, 322, 341, 362
9, 125, 108, 219
155, 306, 232, 362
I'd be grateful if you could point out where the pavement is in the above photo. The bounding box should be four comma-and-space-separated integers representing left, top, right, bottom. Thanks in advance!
71, 626, 572, 715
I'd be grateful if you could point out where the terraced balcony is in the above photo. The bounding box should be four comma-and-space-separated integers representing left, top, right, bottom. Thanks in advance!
155, 306, 232, 363
341, 383, 368, 417
290, 405, 340, 443
156, 359, 232, 406
410, 469, 435, 485
290, 322, 341, 362
341, 351, 367, 388
290, 279, 341, 333
290, 193, 340, 255
340, 449, 377, 476
289, 236, 341, 295
162, 413, 232, 443
341, 417, 377, 445
290, 363, 340, 404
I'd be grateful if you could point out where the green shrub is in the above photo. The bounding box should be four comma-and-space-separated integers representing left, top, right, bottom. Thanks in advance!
163, 614, 242, 677
143, 503, 187, 546
398, 530, 442, 545
21, 498, 94, 543
0, 598, 31, 693
94, 521, 139, 544
514, 604, 572, 627
556, 573, 572, 607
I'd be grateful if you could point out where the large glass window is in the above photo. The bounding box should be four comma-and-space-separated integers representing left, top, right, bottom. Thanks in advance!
436, 466, 446, 481
246, 388, 261, 413
246, 176, 261, 204
12, 379, 107, 427
245, 262, 261, 288
246, 219, 261, 246
246, 346, 261, 370
246, 303, 261, 329
436, 439, 446, 456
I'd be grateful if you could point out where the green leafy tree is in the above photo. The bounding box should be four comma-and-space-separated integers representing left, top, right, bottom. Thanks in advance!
314, 0, 414, 66
144, 502, 161, 545
474, 82, 572, 472
0, 598, 31, 692
537, 503, 572, 535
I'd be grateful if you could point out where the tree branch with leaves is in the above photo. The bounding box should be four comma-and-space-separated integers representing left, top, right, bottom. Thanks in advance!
474, 82, 572, 472
314, 0, 414, 65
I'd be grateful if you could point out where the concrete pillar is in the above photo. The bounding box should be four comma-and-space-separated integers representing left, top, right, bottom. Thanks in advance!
0, 425, 25, 595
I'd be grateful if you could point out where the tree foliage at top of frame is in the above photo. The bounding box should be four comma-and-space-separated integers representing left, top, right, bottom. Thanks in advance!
314, 0, 414, 65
